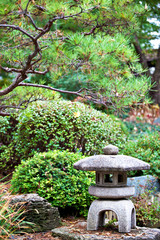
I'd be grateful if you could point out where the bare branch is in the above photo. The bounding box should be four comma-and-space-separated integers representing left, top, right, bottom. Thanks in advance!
0, 96, 47, 116
26, 69, 49, 75
25, 0, 31, 13
25, 12, 43, 31
18, 82, 84, 97
84, 26, 97, 36
0, 111, 10, 116
0, 74, 26, 96
0, 104, 24, 110
0, 24, 35, 41
4, 40, 32, 50
18, 82, 110, 108
1, 66, 22, 73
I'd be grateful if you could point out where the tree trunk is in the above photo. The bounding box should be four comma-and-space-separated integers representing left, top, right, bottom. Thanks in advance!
133, 36, 160, 105
133, 35, 151, 77
150, 46, 160, 105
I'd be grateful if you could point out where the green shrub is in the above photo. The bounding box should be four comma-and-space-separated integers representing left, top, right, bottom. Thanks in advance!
0, 116, 18, 150
11, 150, 95, 217
120, 132, 160, 178
109, 114, 129, 137
0, 116, 19, 174
1, 100, 126, 174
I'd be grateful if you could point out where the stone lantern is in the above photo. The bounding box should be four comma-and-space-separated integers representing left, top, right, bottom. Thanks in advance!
73, 144, 150, 233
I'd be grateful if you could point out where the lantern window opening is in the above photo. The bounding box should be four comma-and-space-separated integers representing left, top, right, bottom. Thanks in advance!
104, 173, 113, 183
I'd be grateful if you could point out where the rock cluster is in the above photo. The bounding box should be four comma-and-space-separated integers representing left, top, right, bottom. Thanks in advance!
10, 193, 61, 232
52, 225, 160, 240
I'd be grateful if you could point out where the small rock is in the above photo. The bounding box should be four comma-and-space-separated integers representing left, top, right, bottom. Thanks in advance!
74, 222, 87, 229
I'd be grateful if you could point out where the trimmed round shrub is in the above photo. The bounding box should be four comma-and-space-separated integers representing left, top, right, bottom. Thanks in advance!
1, 100, 126, 174
11, 150, 95, 217
120, 132, 160, 178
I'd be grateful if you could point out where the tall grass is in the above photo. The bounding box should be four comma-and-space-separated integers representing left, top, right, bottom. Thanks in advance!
0, 179, 30, 239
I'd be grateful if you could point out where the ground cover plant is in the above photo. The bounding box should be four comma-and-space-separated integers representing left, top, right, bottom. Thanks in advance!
11, 150, 96, 217
0, 100, 126, 175
132, 190, 160, 227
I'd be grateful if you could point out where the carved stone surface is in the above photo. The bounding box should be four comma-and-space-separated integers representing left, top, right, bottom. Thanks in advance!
73, 144, 151, 234
10, 193, 61, 232
87, 199, 136, 233
73, 155, 150, 171
103, 144, 119, 155
96, 171, 127, 187
88, 185, 135, 199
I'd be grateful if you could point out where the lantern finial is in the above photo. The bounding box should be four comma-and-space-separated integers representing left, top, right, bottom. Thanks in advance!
103, 144, 119, 155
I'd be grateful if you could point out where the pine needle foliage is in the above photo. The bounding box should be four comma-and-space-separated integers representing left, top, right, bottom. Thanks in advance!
0, 0, 151, 115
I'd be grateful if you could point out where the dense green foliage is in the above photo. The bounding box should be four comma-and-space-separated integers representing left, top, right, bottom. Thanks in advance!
11, 150, 95, 216
0, 116, 15, 148
0, 85, 60, 116
0, 100, 126, 175
0, 0, 151, 116
121, 132, 160, 178
46, 34, 150, 109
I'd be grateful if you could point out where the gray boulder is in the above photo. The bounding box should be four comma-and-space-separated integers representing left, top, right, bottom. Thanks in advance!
10, 193, 61, 232
127, 175, 160, 197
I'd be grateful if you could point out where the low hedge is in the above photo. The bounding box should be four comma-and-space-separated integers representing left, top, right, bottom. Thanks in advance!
1, 100, 126, 174
11, 150, 95, 217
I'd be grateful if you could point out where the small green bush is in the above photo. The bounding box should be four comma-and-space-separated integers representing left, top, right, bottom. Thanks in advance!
120, 132, 160, 178
1, 100, 126, 174
11, 150, 95, 217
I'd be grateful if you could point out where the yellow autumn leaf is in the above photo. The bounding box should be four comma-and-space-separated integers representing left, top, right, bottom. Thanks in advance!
73, 111, 80, 118
151, 104, 159, 110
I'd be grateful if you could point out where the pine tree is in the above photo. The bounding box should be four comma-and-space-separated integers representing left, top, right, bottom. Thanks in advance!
0, 0, 151, 116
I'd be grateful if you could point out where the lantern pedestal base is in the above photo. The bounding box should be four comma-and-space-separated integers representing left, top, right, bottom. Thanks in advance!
87, 199, 136, 233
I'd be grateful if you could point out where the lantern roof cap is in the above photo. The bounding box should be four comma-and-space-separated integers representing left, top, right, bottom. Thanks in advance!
73, 145, 150, 172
